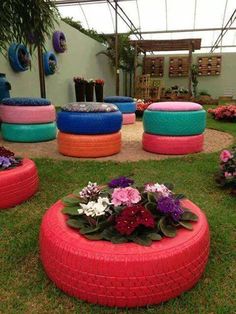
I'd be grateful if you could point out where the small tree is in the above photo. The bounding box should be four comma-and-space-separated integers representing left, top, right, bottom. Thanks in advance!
191, 64, 199, 98
0, 0, 59, 52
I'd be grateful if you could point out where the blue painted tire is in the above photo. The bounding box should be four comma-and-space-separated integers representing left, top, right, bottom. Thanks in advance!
2, 122, 57, 142
43, 52, 57, 76
104, 96, 133, 103
1, 97, 51, 106
57, 111, 122, 134
143, 110, 206, 136
109, 102, 136, 113
8, 43, 30, 72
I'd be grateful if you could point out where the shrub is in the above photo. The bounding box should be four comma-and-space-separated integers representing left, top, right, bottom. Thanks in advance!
215, 148, 236, 195
208, 104, 236, 121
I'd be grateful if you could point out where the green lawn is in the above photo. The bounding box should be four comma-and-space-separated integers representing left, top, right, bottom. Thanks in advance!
0, 114, 236, 314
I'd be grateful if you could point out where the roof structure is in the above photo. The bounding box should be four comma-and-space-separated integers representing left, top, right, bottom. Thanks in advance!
129, 39, 201, 52
56, 0, 236, 53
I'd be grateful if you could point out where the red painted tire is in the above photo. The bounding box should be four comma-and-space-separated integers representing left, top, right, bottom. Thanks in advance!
143, 133, 204, 155
58, 131, 121, 158
0, 105, 56, 124
122, 113, 136, 125
40, 199, 210, 308
0, 158, 39, 209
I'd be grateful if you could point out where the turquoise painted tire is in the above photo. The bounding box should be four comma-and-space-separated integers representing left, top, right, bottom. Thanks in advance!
2, 122, 57, 142
143, 110, 206, 136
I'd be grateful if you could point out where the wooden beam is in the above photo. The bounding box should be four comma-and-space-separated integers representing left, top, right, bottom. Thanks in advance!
133, 42, 138, 97
115, 0, 119, 95
37, 45, 46, 98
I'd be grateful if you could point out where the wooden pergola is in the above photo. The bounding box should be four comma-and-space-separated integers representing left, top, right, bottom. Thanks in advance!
130, 38, 201, 96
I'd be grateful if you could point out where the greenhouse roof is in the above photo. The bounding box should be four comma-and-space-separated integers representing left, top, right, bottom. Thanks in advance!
56, 0, 236, 53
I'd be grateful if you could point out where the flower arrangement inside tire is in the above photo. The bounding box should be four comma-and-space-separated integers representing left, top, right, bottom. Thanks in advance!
62, 177, 198, 246
8, 43, 31, 72
0, 146, 22, 170
43, 51, 57, 75
53, 31, 67, 53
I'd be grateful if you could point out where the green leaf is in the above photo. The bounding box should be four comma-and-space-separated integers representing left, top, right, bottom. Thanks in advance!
174, 194, 186, 200
80, 225, 101, 234
66, 219, 83, 229
159, 217, 177, 238
179, 221, 193, 230
110, 236, 128, 244
147, 193, 156, 203
145, 202, 157, 213
84, 233, 104, 240
163, 182, 174, 190
61, 206, 80, 216
147, 233, 162, 241
61, 196, 80, 206
181, 211, 198, 221
72, 189, 82, 197
132, 236, 152, 246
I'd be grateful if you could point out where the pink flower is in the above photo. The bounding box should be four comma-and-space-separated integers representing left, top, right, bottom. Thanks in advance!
224, 172, 232, 177
220, 150, 233, 162
111, 187, 141, 207
144, 183, 171, 197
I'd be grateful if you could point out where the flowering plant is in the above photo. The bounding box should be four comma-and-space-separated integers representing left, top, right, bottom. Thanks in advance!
208, 105, 236, 121
215, 147, 236, 194
0, 146, 22, 171
73, 77, 85, 84
48, 59, 57, 73
95, 79, 105, 85
61, 177, 198, 246
87, 79, 95, 85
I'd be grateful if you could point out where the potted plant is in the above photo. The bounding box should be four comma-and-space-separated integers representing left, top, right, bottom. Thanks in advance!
74, 77, 86, 102
85, 79, 94, 102
215, 148, 236, 195
95, 79, 104, 102
198, 90, 212, 104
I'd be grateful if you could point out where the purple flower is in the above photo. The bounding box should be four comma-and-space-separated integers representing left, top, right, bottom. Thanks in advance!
0, 156, 12, 169
157, 196, 184, 221
108, 176, 134, 188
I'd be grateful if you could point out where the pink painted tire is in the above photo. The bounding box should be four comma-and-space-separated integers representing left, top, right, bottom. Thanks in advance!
143, 133, 204, 155
122, 113, 135, 125
0, 105, 56, 124
0, 158, 39, 209
40, 199, 210, 308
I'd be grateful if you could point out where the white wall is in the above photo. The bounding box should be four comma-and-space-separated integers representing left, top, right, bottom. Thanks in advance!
0, 20, 123, 106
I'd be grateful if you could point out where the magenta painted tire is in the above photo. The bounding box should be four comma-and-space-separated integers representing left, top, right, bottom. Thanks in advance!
0, 158, 39, 209
143, 133, 204, 155
122, 113, 136, 125
0, 105, 56, 124
40, 199, 209, 308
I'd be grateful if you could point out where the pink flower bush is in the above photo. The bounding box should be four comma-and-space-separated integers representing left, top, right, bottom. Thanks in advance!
220, 150, 233, 162
208, 105, 236, 121
111, 187, 141, 206
144, 183, 171, 197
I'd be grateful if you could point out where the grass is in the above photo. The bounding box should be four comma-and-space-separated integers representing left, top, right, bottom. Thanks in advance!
0, 113, 236, 314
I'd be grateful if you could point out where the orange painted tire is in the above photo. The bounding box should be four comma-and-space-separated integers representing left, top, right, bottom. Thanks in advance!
0, 158, 39, 209
0, 104, 56, 124
143, 133, 204, 155
40, 199, 210, 307
57, 131, 121, 157
122, 113, 136, 124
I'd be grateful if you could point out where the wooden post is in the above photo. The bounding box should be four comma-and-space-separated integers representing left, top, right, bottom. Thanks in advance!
133, 42, 138, 98
115, 0, 119, 96
37, 45, 46, 98
188, 41, 194, 98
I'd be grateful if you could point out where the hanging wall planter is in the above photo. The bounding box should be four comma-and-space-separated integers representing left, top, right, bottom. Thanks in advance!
43, 51, 57, 76
53, 31, 67, 53
8, 43, 31, 72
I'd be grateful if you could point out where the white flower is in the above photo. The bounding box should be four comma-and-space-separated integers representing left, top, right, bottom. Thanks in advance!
78, 197, 111, 217
145, 183, 171, 197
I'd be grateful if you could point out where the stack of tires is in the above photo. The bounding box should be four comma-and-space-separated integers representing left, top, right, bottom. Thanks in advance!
0, 97, 57, 142
142, 102, 206, 155
104, 96, 136, 125
57, 102, 122, 158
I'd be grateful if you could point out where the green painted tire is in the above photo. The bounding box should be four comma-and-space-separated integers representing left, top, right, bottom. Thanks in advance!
143, 110, 206, 136
2, 122, 57, 142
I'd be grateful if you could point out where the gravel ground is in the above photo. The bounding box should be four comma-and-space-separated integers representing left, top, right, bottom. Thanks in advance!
0, 121, 233, 162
